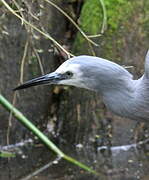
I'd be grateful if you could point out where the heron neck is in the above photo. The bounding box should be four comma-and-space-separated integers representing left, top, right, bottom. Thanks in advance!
101, 78, 136, 117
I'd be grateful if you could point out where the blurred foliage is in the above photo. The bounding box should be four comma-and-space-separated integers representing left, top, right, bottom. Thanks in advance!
78, 0, 102, 35
104, 0, 133, 31
102, 0, 147, 60
143, 0, 149, 38
73, 0, 102, 54
73, 0, 148, 59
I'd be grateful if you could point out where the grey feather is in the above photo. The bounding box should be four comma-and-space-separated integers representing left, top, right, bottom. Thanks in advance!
14, 50, 149, 122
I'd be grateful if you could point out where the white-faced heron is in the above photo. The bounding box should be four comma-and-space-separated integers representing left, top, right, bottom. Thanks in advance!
14, 51, 149, 122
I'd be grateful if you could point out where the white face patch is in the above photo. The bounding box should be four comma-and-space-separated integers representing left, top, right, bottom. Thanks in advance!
54, 61, 86, 88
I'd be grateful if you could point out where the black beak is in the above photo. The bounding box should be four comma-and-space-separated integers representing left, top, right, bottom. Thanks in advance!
13, 72, 64, 90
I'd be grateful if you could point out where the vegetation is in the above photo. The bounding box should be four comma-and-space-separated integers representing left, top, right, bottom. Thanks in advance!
0, 0, 148, 179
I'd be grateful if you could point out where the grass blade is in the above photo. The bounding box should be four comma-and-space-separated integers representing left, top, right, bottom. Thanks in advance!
0, 94, 98, 175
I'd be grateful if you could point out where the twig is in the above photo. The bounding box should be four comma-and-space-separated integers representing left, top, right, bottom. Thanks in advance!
97, 138, 149, 153
7, 92, 17, 145
5, 1, 29, 145
20, 40, 29, 83
13, 0, 26, 27
88, 41, 96, 56
123, 65, 134, 69
20, 156, 62, 180
99, 0, 107, 34
88, 34, 102, 38
32, 47, 44, 75
0, 139, 33, 151
44, 0, 99, 47
1, 0, 74, 58
6, 39, 29, 144
13, 1, 44, 76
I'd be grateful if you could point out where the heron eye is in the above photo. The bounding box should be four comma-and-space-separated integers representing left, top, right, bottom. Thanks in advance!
65, 71, 73, 77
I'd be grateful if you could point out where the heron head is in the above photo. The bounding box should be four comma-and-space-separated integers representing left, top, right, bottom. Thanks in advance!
14, 55, 132, 92
14, 56, 88, 90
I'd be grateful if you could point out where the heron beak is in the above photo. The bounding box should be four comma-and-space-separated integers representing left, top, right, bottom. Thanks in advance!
13, 72, 64, 90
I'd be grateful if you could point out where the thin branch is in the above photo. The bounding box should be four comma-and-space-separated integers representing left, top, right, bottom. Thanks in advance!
0, 139, 33, 151
32, 47, 44, 75
7, 92, 17, 145
88, 42, 96, 56
20, 156, 62, 180
13, 0, 26, 27
6, 39, 29, 144
99, 0, 107, 34
20, 40, 29, 83
14, 1, 45, 76
1, 0, 74, 58
88, 34, 102, 38
97, 138, 149, 152
44, 0, 99, 47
